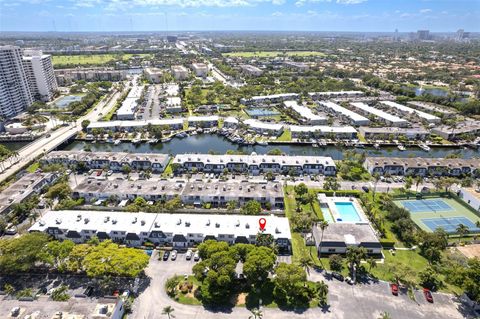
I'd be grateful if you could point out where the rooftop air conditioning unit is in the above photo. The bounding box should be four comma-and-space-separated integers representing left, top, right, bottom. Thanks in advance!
141, 220, 145, 226
215, 223, 220, 228
245, 223, 250, 229
206, 219, 210, 226
177, 219, 182, 225
84, 218, 89, 224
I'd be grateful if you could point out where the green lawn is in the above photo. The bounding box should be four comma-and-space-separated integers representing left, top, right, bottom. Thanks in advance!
26, 162, 40, 173
276, 129, 292, 142
223, 51, 326, 58
52, 54, 152, 66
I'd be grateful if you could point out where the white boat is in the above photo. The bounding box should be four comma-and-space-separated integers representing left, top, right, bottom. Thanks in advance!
256, 141, 268, 146
148, 138, 158, 144
419, 143, 431, 151
373, 143, 380, 150
114, 140, 121, 145
132, 138, 141, 144
397, 144, 406, 151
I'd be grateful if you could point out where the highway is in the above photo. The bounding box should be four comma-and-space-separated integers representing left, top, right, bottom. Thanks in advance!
0, 89, 123, 184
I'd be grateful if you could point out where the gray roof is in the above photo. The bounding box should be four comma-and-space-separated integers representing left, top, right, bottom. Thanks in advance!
313, 222, 379, 245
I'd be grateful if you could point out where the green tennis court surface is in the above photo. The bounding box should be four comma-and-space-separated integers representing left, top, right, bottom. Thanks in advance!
394, 197, 480, 234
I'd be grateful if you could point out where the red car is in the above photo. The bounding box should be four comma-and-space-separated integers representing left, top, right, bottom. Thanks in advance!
390, 283, 399, 296
96, 170, 102, 176
423, 288, 434, 303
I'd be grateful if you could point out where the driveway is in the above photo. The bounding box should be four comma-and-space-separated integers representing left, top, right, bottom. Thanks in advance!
132, 252, 473, 319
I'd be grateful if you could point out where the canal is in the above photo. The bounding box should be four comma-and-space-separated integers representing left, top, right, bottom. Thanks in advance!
59, 134, 480, 160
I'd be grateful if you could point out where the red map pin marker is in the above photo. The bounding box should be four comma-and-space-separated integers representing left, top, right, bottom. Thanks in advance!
259, 218, 266, 231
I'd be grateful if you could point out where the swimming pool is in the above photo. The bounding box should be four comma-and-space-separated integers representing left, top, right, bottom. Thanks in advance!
54, 95, 85, 109
335, 202, 362, 222
245, 108, 280, 117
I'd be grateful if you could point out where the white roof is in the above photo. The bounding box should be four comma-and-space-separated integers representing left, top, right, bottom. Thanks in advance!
289, 125, 357, 134
117, 84, 144, 116
166, 97, 181, 107
224, 116, 239, 124
88, 118, 184, 129
283, 101, 326, 122
350, 102, 408, 124
308, 91, 364, 97
379, 101, 440, 122
30, 210, 292, 240
188, 115, 219, 122
243, 119, 284, 131
319, 101, 369, 123
250, 93, 299, 101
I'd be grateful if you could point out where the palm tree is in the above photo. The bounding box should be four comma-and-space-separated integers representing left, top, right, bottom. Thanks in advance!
367, 258, 377, 273
346, 246, 367, 282
316, 281, 329, 306
162, 306, 175, 319
415, 175, 423, 193
298, 256, 314, 274
317, 220, 329, 267
378, 311, 392, 319
372, 173, 381, 199
249, 308, 263, 319
456, 223, 469, 243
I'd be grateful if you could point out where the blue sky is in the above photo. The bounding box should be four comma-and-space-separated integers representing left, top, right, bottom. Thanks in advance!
0, 0, 479, 32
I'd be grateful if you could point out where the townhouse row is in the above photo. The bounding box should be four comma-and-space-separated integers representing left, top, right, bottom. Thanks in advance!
30, 210, 292, 253
73, 178, 285, 209
364, 157, 480, 177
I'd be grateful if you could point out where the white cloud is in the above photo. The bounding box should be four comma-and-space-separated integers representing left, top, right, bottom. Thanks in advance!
271, 11, 283, 16
420, 8, 432, 13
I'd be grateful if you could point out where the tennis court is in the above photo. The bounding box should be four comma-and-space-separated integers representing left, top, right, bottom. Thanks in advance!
394, 197, 480, 234
400, 199, 453, 213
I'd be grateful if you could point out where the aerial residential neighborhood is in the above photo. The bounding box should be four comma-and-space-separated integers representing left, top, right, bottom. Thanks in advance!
0, 1, 479, 319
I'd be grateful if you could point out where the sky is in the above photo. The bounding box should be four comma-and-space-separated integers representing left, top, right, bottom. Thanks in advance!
0, 0, 479, 32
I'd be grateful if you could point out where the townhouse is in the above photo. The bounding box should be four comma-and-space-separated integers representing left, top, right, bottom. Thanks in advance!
243, 119, 284, 136
289, 125, 358, 140
30, 210, 292, 252
318, 101, 370, 126
359, 127, 430, 140
173, 154, 337, 176
308, 91, 364, 100
350, 102, 409, 127
42, 151, 170, 173
378, 101, 440, 124
283, 101, 327, 125
0, 172, 58, 217
363, 157, 480, 177
240, 93, 299, 106
87, 118, 184, 132
187, 116, 219, 128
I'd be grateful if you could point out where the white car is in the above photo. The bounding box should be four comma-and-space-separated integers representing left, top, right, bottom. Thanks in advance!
185, 250, 193, 260
193, 252, 200, 261
171, 250, 178, 261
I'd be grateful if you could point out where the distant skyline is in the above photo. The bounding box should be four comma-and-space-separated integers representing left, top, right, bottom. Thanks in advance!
0, 0, 479, 32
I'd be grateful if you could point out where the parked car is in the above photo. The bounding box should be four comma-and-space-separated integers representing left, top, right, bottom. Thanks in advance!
107, 170, 113, 176
186, 250, 193, 260
162, 251, 170, 261
331, 272, 344, 282
83, 286, 94, 297
421, 186, 430, 193
193, 252, 200, 261
390, 283, 399, 296
96, 170, 102, 176
345, 276, 354, 285
362, 185, 370, 193
423, 288, 433, 303
171, 250, 178, 261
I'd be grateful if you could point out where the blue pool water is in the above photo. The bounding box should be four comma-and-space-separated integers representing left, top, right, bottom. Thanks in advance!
54, 95, 85, 109
245, 108, 280, 117
335, 202, 362, 222
321, 207, 334, 223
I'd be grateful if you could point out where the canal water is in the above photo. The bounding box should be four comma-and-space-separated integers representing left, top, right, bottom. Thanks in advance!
60, 134, 480, 160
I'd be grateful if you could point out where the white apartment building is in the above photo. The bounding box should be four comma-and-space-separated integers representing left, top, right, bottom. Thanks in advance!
144, 67, 163, 83
283, 101, 327, 125
22, 50, 58, 102
171, 65, 189, 81
378, 101, 440, 124
191, 63, 209, 77
30, 210, 292, 252
318, 101, 370, 126
0, 46, 33, 118
350, 102, 409, 127
240, 64, 263, 77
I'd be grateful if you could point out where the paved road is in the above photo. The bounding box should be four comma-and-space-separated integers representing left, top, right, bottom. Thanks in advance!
132, 252, 472, 319
0, 89, 123, 184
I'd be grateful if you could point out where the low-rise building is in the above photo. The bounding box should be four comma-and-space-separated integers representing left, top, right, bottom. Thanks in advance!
173, 154, 336, 176
378, 101, 440, 124
0, 172, 58, 217
318, 101, 370, 126
240, 93, 299, 106
239, 64, 263, 77
406, 101, 456, 118
117, 84, 144, 120
87, 118, 184, 132
191, 63, 209, 77
289, 125, 358, 140
144, 67, 163, 83
459, 188, 480, 212
243, 119, 284, 136
283, 101, 327, 125
350, 102, 409, 127
312, 222, 381, 256
431, 121, 480, 140
171, 65, 189, 81
187, 116, 219, 128
42, 151, 170, 173
30, 210, 292, 252
363, 157, 480, 177
55, 68, 126, 86
164, 96, 182, 113
308, 91, 364, 100
283, 61, 309, 72
223, 116, 239, 129
359, 127, 429, 140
